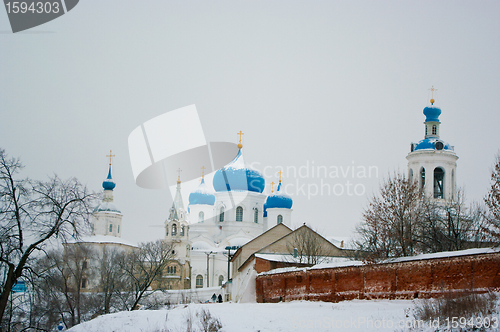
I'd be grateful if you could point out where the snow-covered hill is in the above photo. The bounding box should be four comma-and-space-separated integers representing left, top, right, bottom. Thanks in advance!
65, 299, 487, 332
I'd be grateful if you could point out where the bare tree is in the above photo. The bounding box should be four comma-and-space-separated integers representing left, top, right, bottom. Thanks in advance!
118, 239, 174, 311
0, 148, 97, 326
286, 225, 336, 265
420, 190, 483, 253
98, 246, 127, 314
483, 153, 500, 244
355, 172, 425, 260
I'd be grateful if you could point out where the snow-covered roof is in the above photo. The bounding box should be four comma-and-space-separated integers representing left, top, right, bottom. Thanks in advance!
327, 236, 356, 250
67, 235, 137, 248
384, 247, 500, 263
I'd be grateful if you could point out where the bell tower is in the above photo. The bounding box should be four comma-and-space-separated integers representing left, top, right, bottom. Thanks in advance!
407, 92, 458, 201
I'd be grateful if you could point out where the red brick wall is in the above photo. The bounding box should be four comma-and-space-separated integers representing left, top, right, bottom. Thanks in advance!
256, 252, 500, 303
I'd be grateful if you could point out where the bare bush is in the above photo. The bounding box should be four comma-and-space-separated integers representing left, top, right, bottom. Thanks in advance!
197, 308, 223, 332
414, 292, 498, 329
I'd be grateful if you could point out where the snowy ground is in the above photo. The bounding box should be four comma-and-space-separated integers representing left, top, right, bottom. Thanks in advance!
66, 298, 500, 332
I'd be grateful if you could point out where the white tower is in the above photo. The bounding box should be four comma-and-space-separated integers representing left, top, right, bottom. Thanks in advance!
407, 95, 458, 201
92, 152, 123, 237
165, 171, 190, 262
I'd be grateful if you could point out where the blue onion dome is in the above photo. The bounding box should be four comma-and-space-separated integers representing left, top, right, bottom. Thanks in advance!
265, 182, 293, 209
213, 149, 265, 193
189, 178, 216, 205
414, 138, 452, 151
423, 105, 441, 122
102, 165, 116, 190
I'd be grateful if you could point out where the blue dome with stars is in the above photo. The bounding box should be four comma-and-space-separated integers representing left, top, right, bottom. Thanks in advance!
189, 178, 216, 205
102, 166, 116, 190
265, 182, 293, 209
213, 149, 265, 193
423, 105, 441, 122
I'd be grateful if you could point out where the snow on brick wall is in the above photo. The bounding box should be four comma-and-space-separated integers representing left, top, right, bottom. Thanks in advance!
256, 252, 500, 303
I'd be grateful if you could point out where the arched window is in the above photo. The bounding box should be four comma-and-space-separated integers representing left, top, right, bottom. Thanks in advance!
199, 211, 204, 223
81, 278, 87, 289
219, 207, 224, 222
432, 125, 437, 135
109, 224, 113, 233
425, 126, 428, 136
420, 167, 425, 191
172, 224, 177, 236
434, 167, 444, 199
218, 275, 224, 286
277, 215, 283, 224
409, 169, 414, 183
174, 266, 177, 274
180, 226, 185, 236
254, 209, 259, 223
196, 275, 203, 288
236, 206, 243, 222
117, 225, 120, 233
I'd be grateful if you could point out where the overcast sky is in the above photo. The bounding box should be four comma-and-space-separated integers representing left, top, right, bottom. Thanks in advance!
1, 1, 499, 244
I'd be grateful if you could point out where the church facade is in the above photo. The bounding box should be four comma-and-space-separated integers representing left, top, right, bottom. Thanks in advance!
164, 142, 294, 290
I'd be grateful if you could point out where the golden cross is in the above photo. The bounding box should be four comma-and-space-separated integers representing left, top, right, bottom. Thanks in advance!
201, 166, 206, 178
270, 181, 275, 193
278, 170, 283, 183
237, 131, 244, 143
428, 86, 438, 98
177, 168, 182, 182
106, 150, 115, 166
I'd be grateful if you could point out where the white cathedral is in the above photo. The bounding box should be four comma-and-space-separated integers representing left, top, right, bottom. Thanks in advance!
88, 94, 458, 292
164, 142, 294, 290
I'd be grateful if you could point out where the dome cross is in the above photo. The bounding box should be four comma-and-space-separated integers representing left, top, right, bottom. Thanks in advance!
106, 150, 115, 166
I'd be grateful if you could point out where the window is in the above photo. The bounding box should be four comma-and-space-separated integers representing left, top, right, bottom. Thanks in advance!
109, 224, 113, 233
180, 226, 185, 236
199, 211, 204, 223
82, 261, 88, 269
420, 167, 425, 191
117, 225, 120, 233
434, 167, 444, 199
277, 215, 283, 224
172, 224, 177, 236
81, 278, 87, 289
409, 169, 414, 183
219, 207, 224, 222
432, 125, 437, 135
425, 126, 428, 136
236, 206, 243, 222
196, 275, 203, 288
174, 266, 177, 274
254, 208, 259, 223
218, 275, 224, 286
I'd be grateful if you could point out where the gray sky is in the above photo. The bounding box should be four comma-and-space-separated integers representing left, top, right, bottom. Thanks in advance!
1, 0, 499, 244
